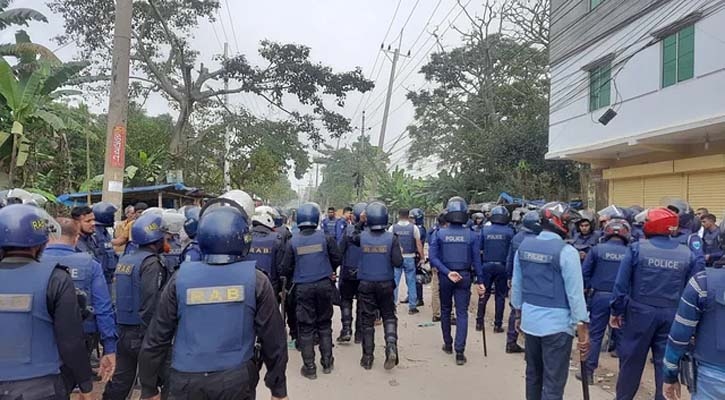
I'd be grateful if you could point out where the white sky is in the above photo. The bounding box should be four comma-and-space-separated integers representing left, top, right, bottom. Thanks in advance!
5, 0, 475, 190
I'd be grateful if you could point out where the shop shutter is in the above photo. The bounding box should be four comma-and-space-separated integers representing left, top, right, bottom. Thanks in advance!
643, 174, 685, 208
688, 172, 725, 217
610, 178, 643, 207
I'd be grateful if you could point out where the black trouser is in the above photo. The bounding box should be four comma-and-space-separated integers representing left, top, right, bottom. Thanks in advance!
286, 283, 298, 340
524, 332, 573, 400
295, 279, 335, 369
339, 276, 361, 336
102, 324, 145, 400
358, 280, 398, 357
166, 362, 258, 400
0, 374, 67, 400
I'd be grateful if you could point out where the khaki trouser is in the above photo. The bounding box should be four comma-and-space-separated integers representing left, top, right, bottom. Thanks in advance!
430, 267, 441, 318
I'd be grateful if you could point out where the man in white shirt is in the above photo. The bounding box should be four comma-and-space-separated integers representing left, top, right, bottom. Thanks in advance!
389, 209, 424, 314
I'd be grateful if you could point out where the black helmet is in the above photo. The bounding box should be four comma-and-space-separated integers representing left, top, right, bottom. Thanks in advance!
522, 211, 542, 234
198, 205, 252, 264
539, 202, 580, 238
365, 202, 389, 230
352, 202, 368, 223
489, 206, 510, 225
445, 196, 468, 225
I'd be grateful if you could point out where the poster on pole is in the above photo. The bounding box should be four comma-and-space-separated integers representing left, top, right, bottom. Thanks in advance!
110, 126, 126, 168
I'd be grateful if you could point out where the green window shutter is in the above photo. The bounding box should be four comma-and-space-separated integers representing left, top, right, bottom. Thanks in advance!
662, 34, 678, 87
677, 25, 695, 82
591, 0, 603, 9
589, 68, 600, 112
599, 65, 611, 108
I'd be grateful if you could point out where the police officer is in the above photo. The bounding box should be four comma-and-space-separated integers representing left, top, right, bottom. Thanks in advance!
72, 205, 113, 289
510, 202, 590, 399
570, 209, 600, 261
282, 202, 342, 379
390, 208, 423, 314
180, 206, 202, 262
248, 206, 291, 297
274, 207, 293, 242
93, 202, 120, 289
503, 210, 540, 354
356, 202, 404, 370
410, 208, 427, 307
160, 211, 186, 273
700, 213, 722, 266
0, 205, 95, 399
666, 199, 705, 260
471, 212, 485, 233
610, 207, 705, 400
137, 201, 289, 400
429, 212, 448, 324
477, 206, 515, 333
430, 197, 483, 365
103, 212, 169, 399
321, 206, 339, 237
577, 218, 630, 384
337, 202, 367, 344
662, 268, 725, 399
43, 217, 118, 391
624, 206, 645, 242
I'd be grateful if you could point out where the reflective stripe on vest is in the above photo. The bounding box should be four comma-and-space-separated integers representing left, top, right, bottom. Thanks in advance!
519, 236, 569, 309
632, 239, 690, 308
291, 230, 332, 284
359, 230, 394, 282
694, 268, 725, 366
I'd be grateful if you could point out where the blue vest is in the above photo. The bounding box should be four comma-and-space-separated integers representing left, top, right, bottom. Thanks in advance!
703, 228, 720, 254
632, 239, 691, 308
247, 230, 279, 284
417, 224, 427, 244
164, 238, 184, 272
393, 223, 416, 254
694, 268, 725, 366
291, 230, 332, 284
482, 224, 514, 264
519, 237, 569, 309
322, 218, 337, 236
172, 261, 257, 373
94, 225, 118, 283
180, 241, 202, 262
342, 224, 362, 274
115, 250, 156, 325
511, 231, 536, 257
590, 240, 627, 292
674, 230, 703, 256
0, 260, 61, 380
43, 252, 98, 334
437, 226, 473, 271
572, 232, 599, 254
359, 231, 395, 282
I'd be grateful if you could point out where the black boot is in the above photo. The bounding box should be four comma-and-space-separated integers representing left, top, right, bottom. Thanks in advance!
455, 352, 467, 366
361, 326, 375, 370
383, 319, 399, 370
384, 343, 399, 370
337, 305, 353, 343
299, 334, 317, 380
319, 328, 334, 374
354, 330, 362, 344
506, 343, 525, 353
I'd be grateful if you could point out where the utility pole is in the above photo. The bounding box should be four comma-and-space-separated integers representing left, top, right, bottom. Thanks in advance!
223, 42, 232, 192
101, 0, 133, 210
378, 31, 409, 148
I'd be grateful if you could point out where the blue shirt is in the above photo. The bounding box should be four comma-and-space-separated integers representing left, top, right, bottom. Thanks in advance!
335, 219, 348, 245
44, 243, 118, 354
511, 231, 590, 337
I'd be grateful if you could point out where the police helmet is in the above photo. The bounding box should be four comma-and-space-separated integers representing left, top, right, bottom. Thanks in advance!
161, 211, 185, 235
0, 204, 58, 249
489, 206, 511, 225
219, 189, 256, 218
353, 202, 368, 223
521, 210, 542, 234
92, 202, 118, 226
539, 202, 580, 238
366, 202, 389, 230
198, 205, 252, 264
296, 202, 321, 228
253, 206, 278, 229
445, 196, 468, 225
183, 206, 201, 238
472, 212, 485, 222
131, 213, 165, 246
642, 207, 679, 237
662, 198, 694, 229
625, 205, 644, 223
409, 208, 425, 225
273, 207, 287, 228
602, 219, 631, 242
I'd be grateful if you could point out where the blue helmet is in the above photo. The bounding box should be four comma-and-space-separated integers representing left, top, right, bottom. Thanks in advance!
366, 202, 389, 230
0, 204, 55, 248
183, 206, 201, 238
92, 202, 117, 226
522, 210, 542, 234
131, 213, 165, 246
198, 206, 252, 264
352, 202, 368, 223
489, 206, 510, 225
296, 202, 321, 228
273, 207, 286, 227
409, 208, 425, 225
445, 196, 468, 224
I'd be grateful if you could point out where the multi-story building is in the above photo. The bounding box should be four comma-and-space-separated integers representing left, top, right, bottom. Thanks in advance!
548, 0, 725, 214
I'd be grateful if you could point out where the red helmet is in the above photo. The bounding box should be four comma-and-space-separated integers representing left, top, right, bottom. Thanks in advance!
539, 202, 580, 238
642, 207, 679, 237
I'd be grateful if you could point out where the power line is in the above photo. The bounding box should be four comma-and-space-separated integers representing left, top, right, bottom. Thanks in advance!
210, 21, 225, 53
216, 9, 230, 44
223, 0, 241, 53
398, 0, 422, 37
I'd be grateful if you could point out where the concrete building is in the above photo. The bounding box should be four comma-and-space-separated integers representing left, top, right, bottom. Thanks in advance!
547, 0, 725, 215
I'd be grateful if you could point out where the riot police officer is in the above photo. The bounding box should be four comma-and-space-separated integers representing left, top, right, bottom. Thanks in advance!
610, 207, 704, 400
429, 197, 483, 365
337, 202, 367, 344
471, 212, 485, 233
577, 218, 630, 384
92, 202, 120, 289
356, 202, 404, 370
666, 199, 705, 260
282, 203, 342, 379
137, 200, 289, 400
103, 212, 169, 400
274, 207, 293, 241
248, 206, 291, 297
410, 208, 427, 307
43, 217, 118, 391
477, 206, 515, 333
0, 205, 95, 399
503, 210, 541, 354
321, 207, 339, 237
570, 209, 600, 261
160, 211, 186, 273
180, 206, 202, 262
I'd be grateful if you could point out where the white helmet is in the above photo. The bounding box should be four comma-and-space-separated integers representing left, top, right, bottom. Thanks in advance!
253, 206, 279, 229
219, 190, 255, 218
161, 212, 186, 235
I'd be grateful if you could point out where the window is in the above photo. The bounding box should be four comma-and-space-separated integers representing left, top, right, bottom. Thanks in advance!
591, 0, 605, 10
589, 63, 611, 112
662, 25, 695, 88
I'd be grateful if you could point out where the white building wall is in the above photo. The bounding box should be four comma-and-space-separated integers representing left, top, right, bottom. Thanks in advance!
547, 0, 725, 159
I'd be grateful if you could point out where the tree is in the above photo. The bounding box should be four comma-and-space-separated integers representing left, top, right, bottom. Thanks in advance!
377, 167, 438, 213
49, 0, 374, 162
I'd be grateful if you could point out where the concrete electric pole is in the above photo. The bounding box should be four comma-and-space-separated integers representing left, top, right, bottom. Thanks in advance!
223, 42, 232, 192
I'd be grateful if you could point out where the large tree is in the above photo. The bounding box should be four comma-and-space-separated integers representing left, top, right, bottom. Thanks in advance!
49, 0, 374, 162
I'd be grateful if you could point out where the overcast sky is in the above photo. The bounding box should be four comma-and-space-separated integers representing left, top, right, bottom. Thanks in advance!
7, 0, 475, 190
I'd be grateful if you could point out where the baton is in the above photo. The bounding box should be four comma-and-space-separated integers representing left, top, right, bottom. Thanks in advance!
482, 322, 488, 357
577, 322, 590, 400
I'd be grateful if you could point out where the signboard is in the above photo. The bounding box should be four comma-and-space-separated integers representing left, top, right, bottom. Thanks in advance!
109, 126, 126, 168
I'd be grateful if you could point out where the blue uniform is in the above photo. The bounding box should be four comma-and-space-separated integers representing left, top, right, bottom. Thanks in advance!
0, 260, 61, 381
321, 217, 338, 238
247, 228, 283, 289
115, 250, 157, 326
610, 236, 704, 400
479, 223, 515, 328
580, 239, 627, 372
180, 240, 202, 262
673, 228, 705, 261
334, 219, 348, 244
702, 227, 722, 266
43, 244, 117, 354
359, 231, 395, 282
417, 223, 427, 245
570, 231, 600, 259
93, 225, 119, 285
172, 260, 257, 373
504, 229, 537, 346
164, 236, 184, 273
291, 230, 332, 284
429, 224, 482, 353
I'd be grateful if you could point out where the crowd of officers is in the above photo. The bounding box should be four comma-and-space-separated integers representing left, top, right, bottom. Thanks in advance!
1, 188, 724, 400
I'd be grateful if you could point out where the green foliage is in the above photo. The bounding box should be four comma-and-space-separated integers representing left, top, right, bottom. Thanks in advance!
0, 2, 48, 30
378, 167, 438, 213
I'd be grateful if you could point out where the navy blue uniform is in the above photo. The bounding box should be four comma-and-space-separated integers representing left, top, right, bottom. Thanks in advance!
702, 226, 723, 266
247, 225, 289, 294
570, 231, 600, 260
478, 223, 515, 329
338, 223, 364, 341
180, 240, 202, 262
